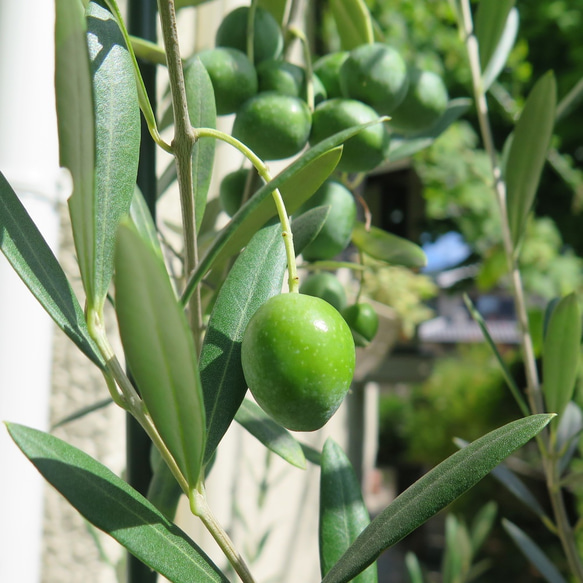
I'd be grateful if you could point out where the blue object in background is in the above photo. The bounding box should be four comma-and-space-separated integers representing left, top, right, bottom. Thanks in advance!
421, 231, 472, 273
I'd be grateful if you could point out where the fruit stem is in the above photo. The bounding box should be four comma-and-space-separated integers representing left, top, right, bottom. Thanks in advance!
196, 127, 300, 292
190, 484, 257, 583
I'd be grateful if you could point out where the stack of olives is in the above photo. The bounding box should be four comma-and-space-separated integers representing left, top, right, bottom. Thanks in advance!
197, 5, 449, 173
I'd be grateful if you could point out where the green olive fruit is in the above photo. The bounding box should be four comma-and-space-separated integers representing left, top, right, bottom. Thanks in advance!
339, 43, 409, 114
232, 92, 311, 160
299, 272, 347, 312
198, 48, 257, 115
389, 69, 449, 134
256, 60, 327, 105
309, 98, 390, 173
296, 180, 356, 261
342, 302, 379, 347
219, 168, 251, 217
241, 293, 355, 431
215, 6, 283, 64
313, 52, 349, 99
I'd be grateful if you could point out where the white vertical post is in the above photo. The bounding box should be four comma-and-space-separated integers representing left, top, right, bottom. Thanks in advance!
0, 0, 63, 581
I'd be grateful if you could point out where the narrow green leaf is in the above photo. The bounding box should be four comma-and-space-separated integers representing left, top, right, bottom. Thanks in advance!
463, 294, 529, 417
235, 399, 306, 469
388, 98, 472, 162
442, 515, 466, 583
506, 71, 557, 248
0, 173, 103, 367
405, 553, 424, 583
490, 463, 548, 520
329, 0, 374, 50
55, 0, 95, 302
184, 57, 216, 232
6, 423, 228, 583
321, 415, 553, 583
129, 187, 164, 261
475, 0, 515, 75
481, 8, 519, 91
352, 222, 426, 268
556, 402, 583, 474
470, 502, 497, 555
181, 120, 388, 306
319, 439, 377, 583
115, 221, 206, 489
542, 293, 581, 421
201, 208, 330, 464
502, 520, 567, 583
200, 220, 287, 464
85, 1, 141, 310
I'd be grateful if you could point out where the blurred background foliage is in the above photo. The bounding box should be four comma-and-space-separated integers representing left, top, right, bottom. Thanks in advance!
315, 0, 583, 578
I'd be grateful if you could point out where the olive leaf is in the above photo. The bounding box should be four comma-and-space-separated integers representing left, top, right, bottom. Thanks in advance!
200, 220, 288, 465
475, 0, 516, 89
321, 415, 552, 583
234, 399, 306, 469
542, 293, 581, 422
129, 187, 164, 261
388, 98, 472, 163
351, 222, 426, 268
201, 208, 330, 464
319, 439, 377, 583
55, 0, 95, 303
184, 57, 216, 232
79, 1, 141, 313
0, 172, 103, 368
329, 0, 374, 50
505, 71, 556, 249
6, 423, 228, 583
115, 220, 206, 490
502, 520, 568, 583
181, 119, 387, 305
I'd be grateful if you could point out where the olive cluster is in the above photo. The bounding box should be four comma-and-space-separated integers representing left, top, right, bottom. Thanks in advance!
198, 5, 449, 172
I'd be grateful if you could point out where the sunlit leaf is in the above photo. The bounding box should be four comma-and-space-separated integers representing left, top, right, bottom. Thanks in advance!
351, 222, 426, 268
0, 173, 103, 367
481, 8, 519, 91
475, 0, 516, 88
6, 423, 227, 582
235, 399, 306, 469
201, 209, 329, 464
184, 57, 216, 232
388, 98, 472, 162
319, 439, 377, 583
55, 0, 95, 302
321, 415, 552, 583
329, 0, 374, 50
115, 221, 206, 489
83, 1, 141, 311
200, 220, 287, 464
506, 71, 556, 249
542, 293, 581, 422
129, 187, 164, 261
